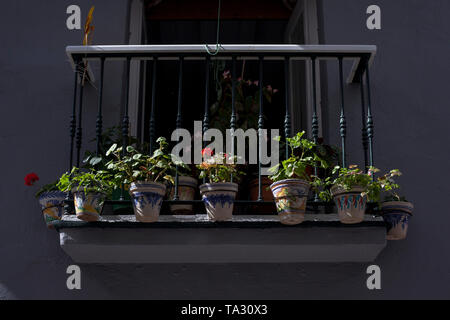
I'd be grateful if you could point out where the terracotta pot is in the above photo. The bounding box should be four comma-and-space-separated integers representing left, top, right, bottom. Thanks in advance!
270, 179, 310, 225
73, 191, 106, 222
381, 201, 413, 240
248, 176, 276, 214
331, 185, 367, 224
38, 191, 66, 228
129, 181, 166, 223
168, 176, 198, 214
200, 182, 238, 221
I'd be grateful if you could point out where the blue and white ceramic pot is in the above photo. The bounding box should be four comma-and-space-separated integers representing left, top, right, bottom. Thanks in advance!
168, 176, 198, 214
129, 181, 166, 222
331, 185, 367, 224
199, 182, 238, 221
38, 191, 66, 228
72, 190, 106, 222
270, 179, 310, 225
381, 201, 413, 240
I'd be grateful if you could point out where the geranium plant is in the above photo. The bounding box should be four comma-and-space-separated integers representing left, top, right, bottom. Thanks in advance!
56, 167, 115, 196
83, 125, 145, 170
197, 150, 243, 183
25, 172, 60, 198
106, 137, 185, 185
313, 165, 402, 202
269, 131, 329, 182
210, 70, 278, 132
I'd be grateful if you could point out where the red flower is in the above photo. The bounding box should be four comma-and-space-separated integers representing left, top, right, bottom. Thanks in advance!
202, 148, 213, 157
24, 172, 39, 186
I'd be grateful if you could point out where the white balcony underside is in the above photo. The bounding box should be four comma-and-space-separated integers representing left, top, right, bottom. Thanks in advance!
56, 214, 386, 264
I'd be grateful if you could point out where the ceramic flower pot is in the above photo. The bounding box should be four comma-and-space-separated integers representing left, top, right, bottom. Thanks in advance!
381, 201, 414, 240
168, 176, 198, 214
331, 185, 367, 224
72, 191, 106, 222
199, 182, 238, 221
270, 179, 310, 225
38, 191, 66, 228
129, 181, 166, 222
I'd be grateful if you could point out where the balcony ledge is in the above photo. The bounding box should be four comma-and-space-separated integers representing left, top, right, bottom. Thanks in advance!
54, 214, 386, 263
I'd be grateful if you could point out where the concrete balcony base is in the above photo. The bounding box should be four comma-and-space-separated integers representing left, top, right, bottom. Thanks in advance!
53, 214, 386, 263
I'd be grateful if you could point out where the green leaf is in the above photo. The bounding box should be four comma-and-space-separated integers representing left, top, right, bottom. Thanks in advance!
106, 143, 117, 156
89, 156, 102, 166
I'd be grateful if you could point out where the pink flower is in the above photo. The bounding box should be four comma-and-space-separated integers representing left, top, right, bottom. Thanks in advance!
223, 70, 231, 79
202, 148, 213, 157
253, 80, 259, 86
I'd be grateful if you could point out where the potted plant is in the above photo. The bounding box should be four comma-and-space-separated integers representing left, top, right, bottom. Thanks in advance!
106, 137, 183, 222
57, 167, 114, 222
25, 172, 66, 228
197, 150, 243, 221
378, 170, 413, 240
268, 131, 328, 225
315, 165, 403, 224
210, 69, 278, 133
82, 125, 146, 214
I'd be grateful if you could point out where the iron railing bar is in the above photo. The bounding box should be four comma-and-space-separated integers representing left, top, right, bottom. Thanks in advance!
75, 80, 84, 168
365, 59, 375, 168
173, 56, 184, 200
66, 44, 377, 56
230, 55, 237, 183
257, 56, 264, 201
149, 56, 158, 154
311, 56, 320, 202
203, 56, 211, 135
69, 63, 78, 170
120, 57, 131, 200
359, 71, 369, 170
202, 56, 211, 185
95, 57, 105, 156
338, 57, 347, 168
284, 57, 291, 160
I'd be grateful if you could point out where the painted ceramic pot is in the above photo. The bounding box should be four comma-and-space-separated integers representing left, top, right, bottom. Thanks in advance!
200, 182, 238, 221
129, 181, 166, 223
270, 179, 310, 225
38, 191, 66, 228
381, 201, 414, 240
331, 185, 367, 224
168, 176, 198, 214
73, 191, 106, 222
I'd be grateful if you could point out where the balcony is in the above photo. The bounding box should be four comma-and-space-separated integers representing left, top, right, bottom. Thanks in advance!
56, 44, 385, 263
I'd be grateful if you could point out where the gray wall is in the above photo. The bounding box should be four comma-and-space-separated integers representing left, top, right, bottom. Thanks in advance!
0, 0, 449, 299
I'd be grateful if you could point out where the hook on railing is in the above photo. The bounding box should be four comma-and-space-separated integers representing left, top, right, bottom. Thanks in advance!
204, 0, 222, 56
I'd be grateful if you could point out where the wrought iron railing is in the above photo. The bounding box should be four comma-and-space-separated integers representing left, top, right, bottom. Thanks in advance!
65, 44, 377, 214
